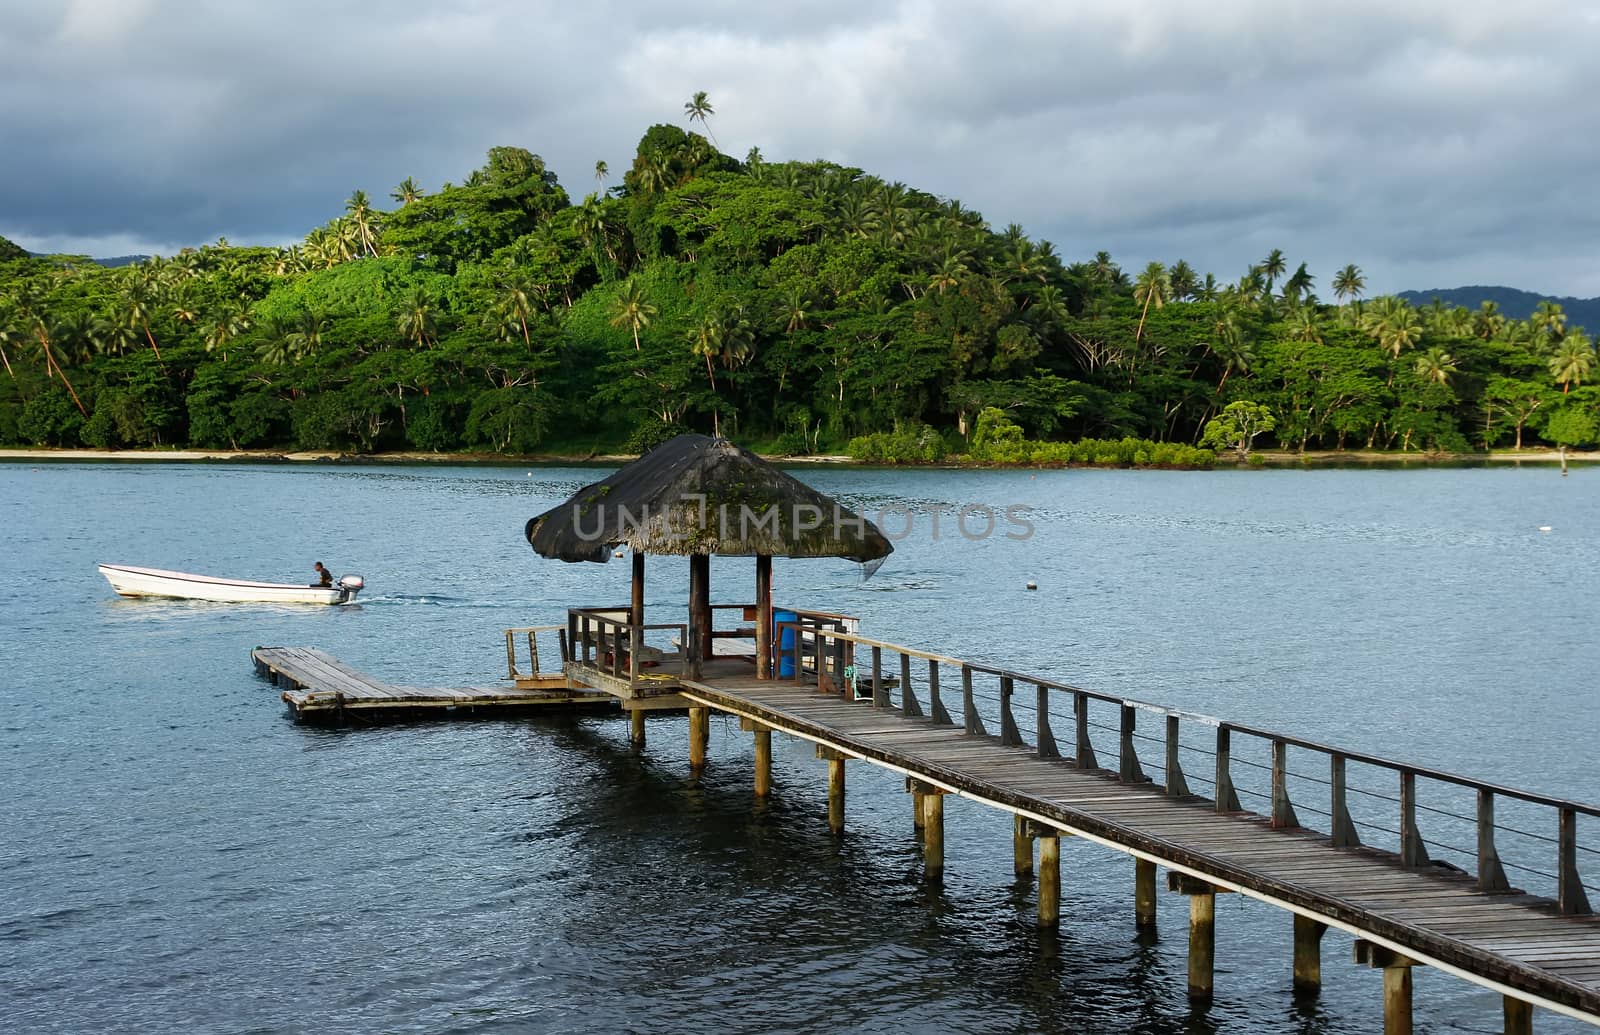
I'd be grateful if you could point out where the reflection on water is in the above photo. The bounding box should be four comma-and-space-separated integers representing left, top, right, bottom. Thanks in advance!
1, 462, 1596, 1033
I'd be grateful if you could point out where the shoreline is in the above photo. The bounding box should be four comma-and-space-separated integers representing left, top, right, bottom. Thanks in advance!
1, 446, 1595, 467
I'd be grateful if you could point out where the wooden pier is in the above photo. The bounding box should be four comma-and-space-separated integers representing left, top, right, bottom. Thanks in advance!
254, 632, 613, 722
555, 613, 1600, 1033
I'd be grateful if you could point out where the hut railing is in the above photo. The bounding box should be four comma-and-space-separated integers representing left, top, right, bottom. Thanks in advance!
705, 603, 855, 659
503, 625, 568, 680
778, 625, 1600, 911
566, 607, 688, 691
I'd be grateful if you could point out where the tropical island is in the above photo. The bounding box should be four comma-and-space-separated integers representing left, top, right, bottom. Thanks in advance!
1, 100, 1596, 467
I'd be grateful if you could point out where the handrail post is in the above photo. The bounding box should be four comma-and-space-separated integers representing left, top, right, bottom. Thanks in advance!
929, 660, 952, 725
1271, 739, 1299, 828
1332, 754, 1360, 848
872, 646, 886, 708
1215, 725, 1241, 812
791, 624, 803, 685
1119, 704, 1147, 783
1476, 789, 1508, 892
628, 622, 642, 689
1165, 714, 1188, 797
1036, 683, 1060, 758
505, 629, 517, 679
815, 626, 828, 691
999, 676, 1021, 746
528, 630, 540, 676
901, 653, 923, 717
1074, 692, 1099, 769
1400, 771, 1429, 867
1560, 807, 1593, 914
961, 665, 985, 735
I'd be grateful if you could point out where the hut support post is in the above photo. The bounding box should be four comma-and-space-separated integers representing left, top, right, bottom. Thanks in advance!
688, 705, 709, 772
755, 554, 773, 679
687, 554, 710, 677
630, 709, 646, 752
1135, 858, 1157, 928
1294, 914, 1326, 996
753, 725, 772, 798
631, 552, 645, 625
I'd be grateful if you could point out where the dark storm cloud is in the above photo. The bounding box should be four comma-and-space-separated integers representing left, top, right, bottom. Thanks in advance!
3, 0, 1598, 293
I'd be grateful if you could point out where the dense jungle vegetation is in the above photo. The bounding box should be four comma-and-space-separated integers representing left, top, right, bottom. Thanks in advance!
2, 104, 1596, 460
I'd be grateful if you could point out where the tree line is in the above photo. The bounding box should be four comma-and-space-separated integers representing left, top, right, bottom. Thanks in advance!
2, 98, 1595, 458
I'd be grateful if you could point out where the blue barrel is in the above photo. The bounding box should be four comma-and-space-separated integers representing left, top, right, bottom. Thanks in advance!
774, 610, 798, 677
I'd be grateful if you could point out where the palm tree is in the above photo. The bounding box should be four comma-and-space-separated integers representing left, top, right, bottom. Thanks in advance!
1281, 262, 1314, 303
608, 278, 656, 351
391, 177, 424, 206
594, 160, 608, 185
397, 287, 437, 348
345, 191, 380, 257
94, 315, 140, 357
496, 279, 536, 345
1332, 264, 1365, 305
1474, 301, 1506, 341
1132, 261, 1170, 343
291, 308, 329, 359
1167, 260, 1198, 301
1549, 334, 1595, 394
928, 250, 968, 294
688, 311, 724, 391
9, 285, 87, 414
1414, 346, 1458, 385
781, 287, 811, 333
1532, 300, 1567, 343
121, 279, 163, 360
1363, 297, 1423, 358
684, 90, 718, 148
1260, 249, 1287, 295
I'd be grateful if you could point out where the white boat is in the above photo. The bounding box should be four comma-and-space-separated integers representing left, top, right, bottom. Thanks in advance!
97, 563, 365, 605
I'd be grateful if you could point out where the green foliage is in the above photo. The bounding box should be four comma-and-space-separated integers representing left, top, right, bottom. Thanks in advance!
19, 387, 84, 445
1201, 401, 1277, 456
0, 234, 27, 263
0, 129, 1592, 463
623, 417, 686, 455
1544, 404, 1599, 448
846, 424, 947, 463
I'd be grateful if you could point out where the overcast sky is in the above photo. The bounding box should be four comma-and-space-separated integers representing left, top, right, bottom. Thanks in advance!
3, 0, 1598, 296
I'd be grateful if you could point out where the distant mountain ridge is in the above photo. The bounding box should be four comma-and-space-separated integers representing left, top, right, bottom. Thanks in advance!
1397, 285, 1600, 330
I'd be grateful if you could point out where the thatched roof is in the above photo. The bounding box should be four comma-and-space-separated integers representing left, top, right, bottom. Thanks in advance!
525, 434, 893, 563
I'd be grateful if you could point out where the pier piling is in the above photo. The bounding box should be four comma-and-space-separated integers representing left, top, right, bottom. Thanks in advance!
1038, 830, 1061, 928
1014, 815, 1034, 877
1135, 858, 1157, 929
1294, 915, 1327, 996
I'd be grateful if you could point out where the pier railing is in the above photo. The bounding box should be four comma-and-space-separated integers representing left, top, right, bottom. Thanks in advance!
778, 624, 1599, 914
566, 607, 689, 691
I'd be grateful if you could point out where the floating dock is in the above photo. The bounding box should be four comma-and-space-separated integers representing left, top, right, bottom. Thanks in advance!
253, 644, 613, 722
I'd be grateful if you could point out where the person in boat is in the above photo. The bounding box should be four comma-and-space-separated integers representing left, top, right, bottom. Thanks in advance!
312, 562, 333, 588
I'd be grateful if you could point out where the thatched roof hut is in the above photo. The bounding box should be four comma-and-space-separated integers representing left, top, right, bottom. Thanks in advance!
525, 434, 892, 563
525, 434, 890, 678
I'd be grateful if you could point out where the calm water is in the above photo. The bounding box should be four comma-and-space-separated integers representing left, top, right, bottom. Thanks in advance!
2, 461, 1597, 1034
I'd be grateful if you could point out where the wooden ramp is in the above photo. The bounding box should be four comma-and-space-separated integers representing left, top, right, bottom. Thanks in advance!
253, 646, 614, 722
668, 664, 1600, 1028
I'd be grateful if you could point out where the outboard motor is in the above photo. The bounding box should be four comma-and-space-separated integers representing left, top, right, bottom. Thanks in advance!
337, 574, 365, 603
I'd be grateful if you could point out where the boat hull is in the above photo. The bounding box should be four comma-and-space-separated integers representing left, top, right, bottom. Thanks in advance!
97, 564, 361, 605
